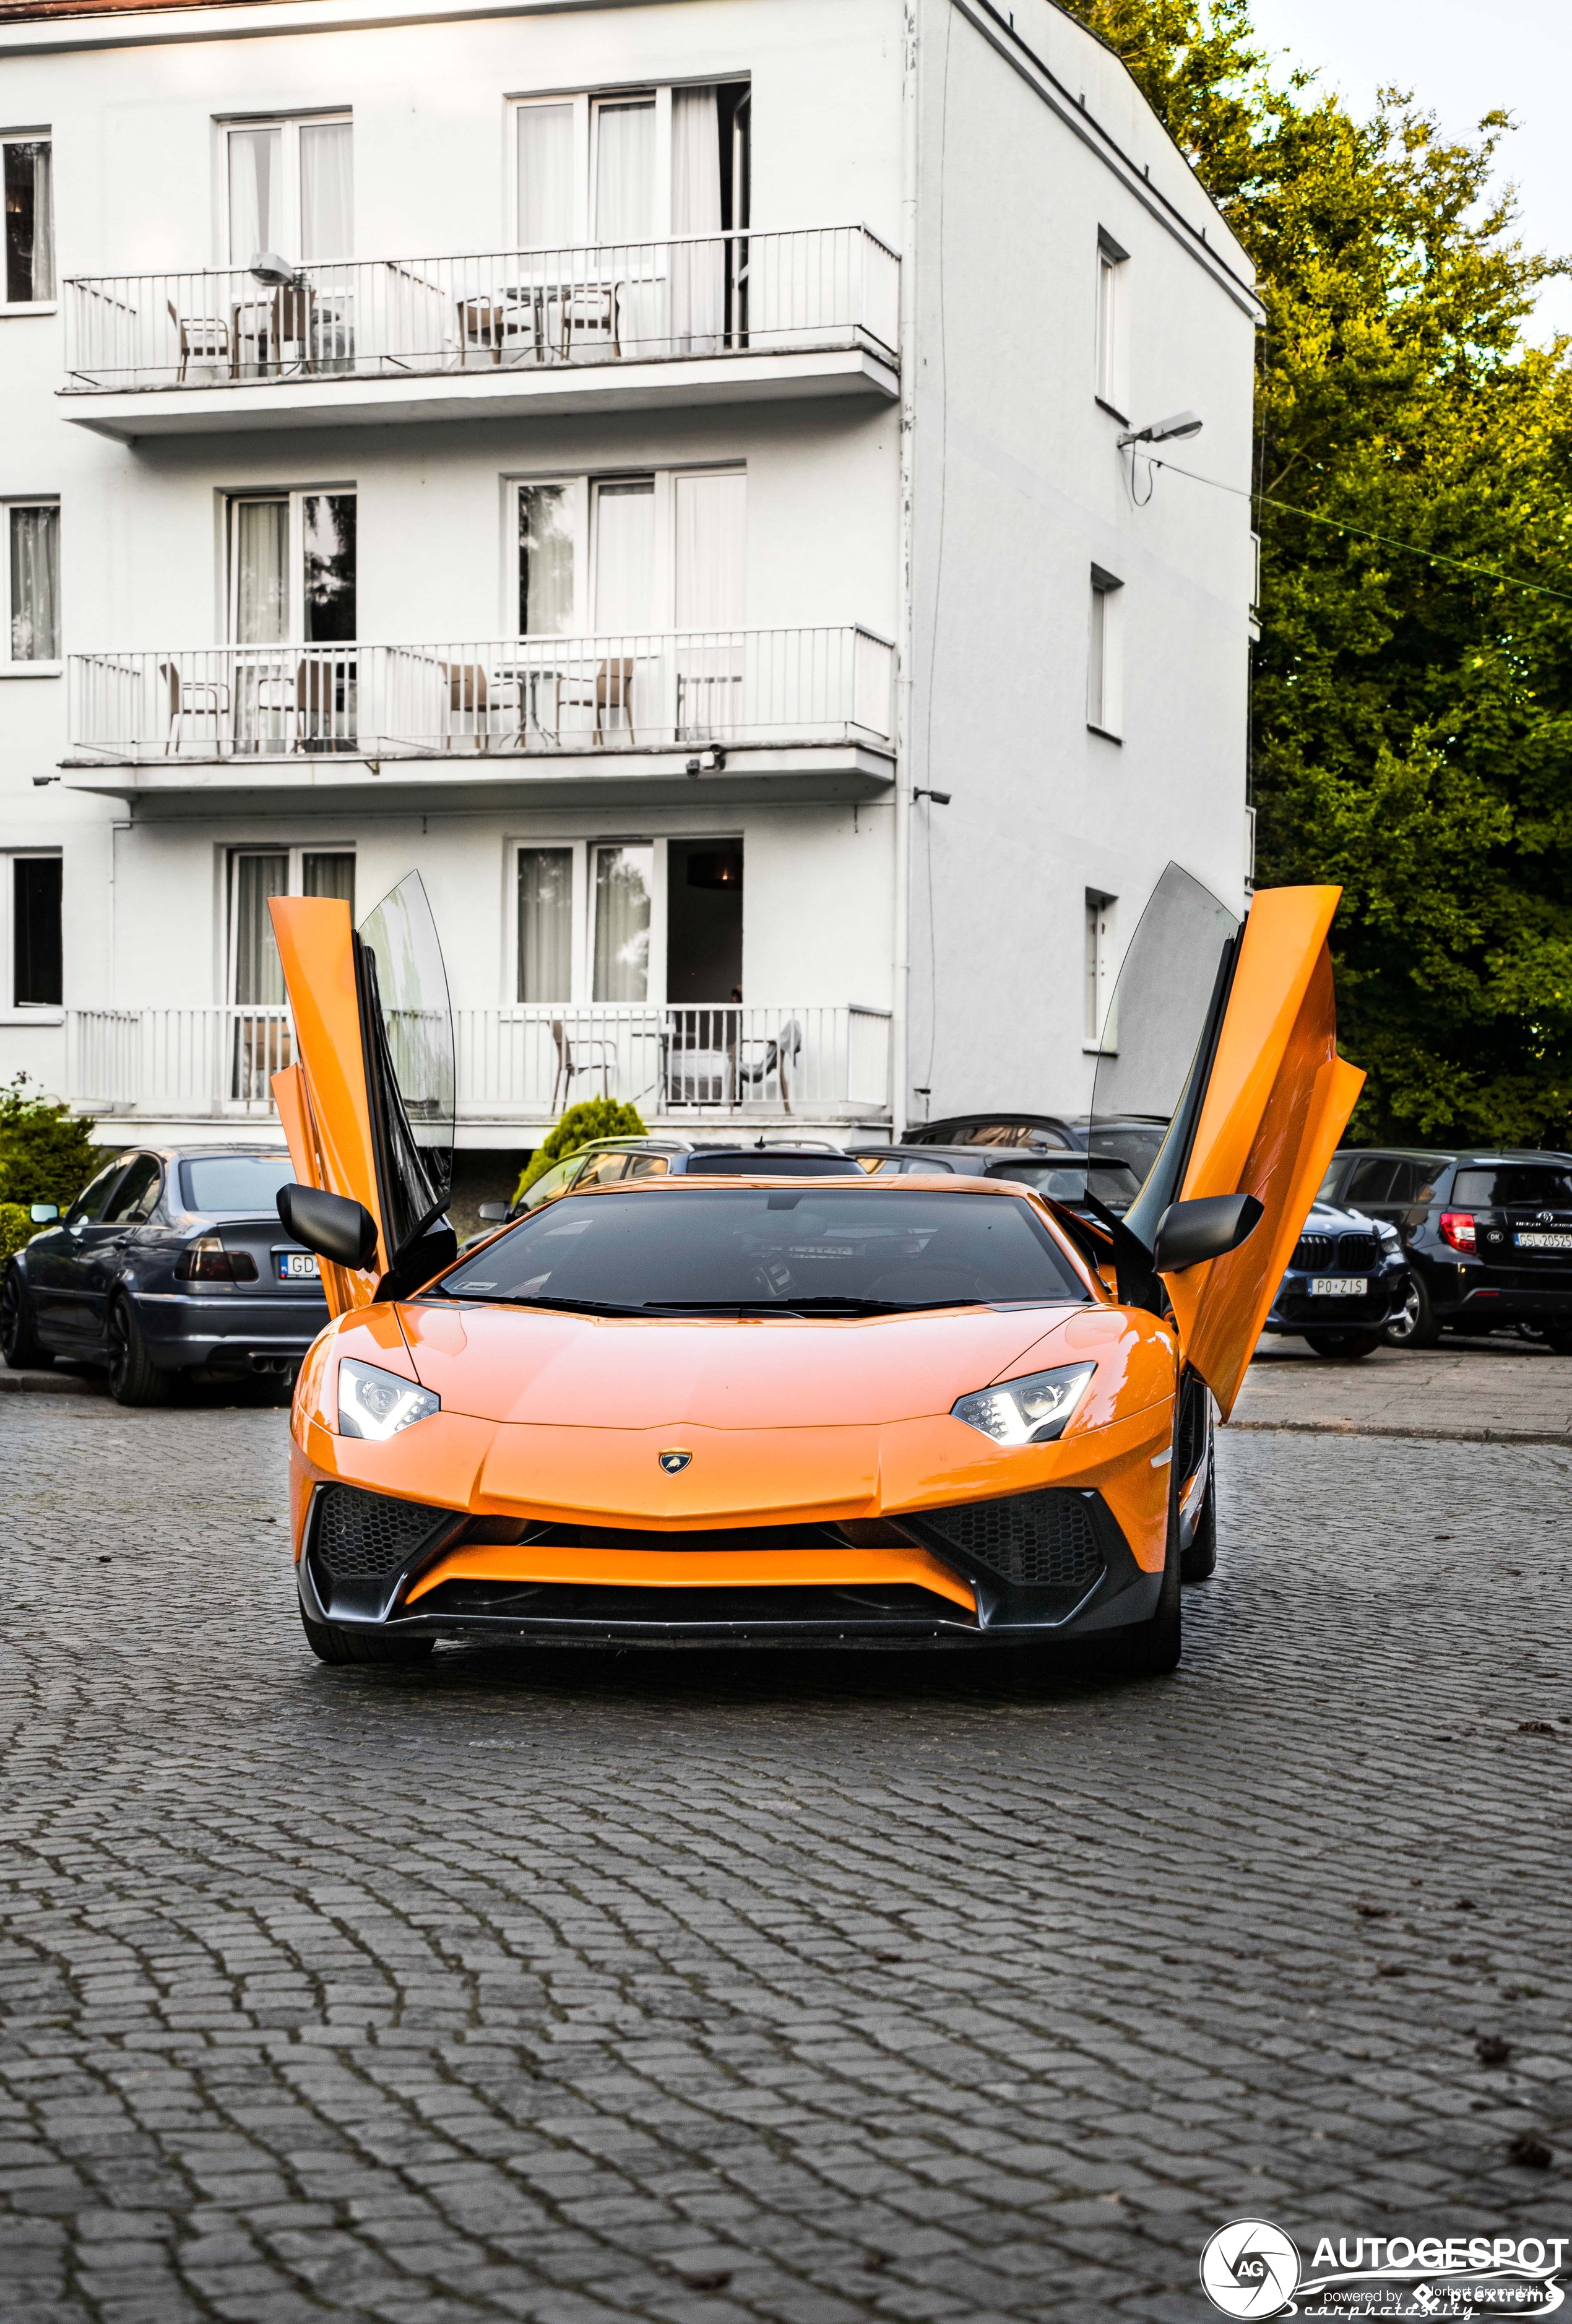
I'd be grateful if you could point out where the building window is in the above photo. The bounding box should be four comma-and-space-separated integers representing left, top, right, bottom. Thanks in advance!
1087, 566, 1123, 738
4, 500, 59, 664
517, 846, 573, 1002
228, 491, 356, 642
228, 846, 354, 1004
1084, 890, 1115, 1047
1094, 228, 1128, 414
511, 82, 748, 250
10, 853, 62, 1008
224, 114, 352, 264
3, 135, 53, 305
513, 467, 744, 639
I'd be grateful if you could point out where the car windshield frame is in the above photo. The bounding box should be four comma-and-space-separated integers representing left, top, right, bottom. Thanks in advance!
431, 1184, 1094, 1315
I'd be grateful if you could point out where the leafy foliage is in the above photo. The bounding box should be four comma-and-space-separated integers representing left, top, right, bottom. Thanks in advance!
0, 1076, 101, 1209
0, 1203, 35, 1268
1065, 0, 1572, 1146
515, 1098, 648, 1199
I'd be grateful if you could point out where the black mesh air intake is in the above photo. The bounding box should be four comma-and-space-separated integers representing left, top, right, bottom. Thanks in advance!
1175, 1369, 1208, 1485
1337, 1233, 1381, 1271
313, 1485, 453, 1581
915, 1490, 1103, 1590
1293, 1233, 1333, 1270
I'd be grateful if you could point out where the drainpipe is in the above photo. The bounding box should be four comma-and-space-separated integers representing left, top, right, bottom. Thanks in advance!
892, 0, 920, 1141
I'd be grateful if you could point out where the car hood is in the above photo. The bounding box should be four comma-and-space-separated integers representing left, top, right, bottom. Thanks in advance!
394, 1298, 1095, 1428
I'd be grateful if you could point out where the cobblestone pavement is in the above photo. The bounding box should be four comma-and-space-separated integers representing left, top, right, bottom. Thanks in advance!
1236, 1334, 1572, 1444
4, 1401, 1571, 2324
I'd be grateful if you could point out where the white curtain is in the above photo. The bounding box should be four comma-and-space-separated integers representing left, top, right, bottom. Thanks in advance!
518, 484, 575, 635
593, 845, 651, 1002
231, 852, 289, 1004
517, 848, 572, 1001
671, 87, 723, 352
300, 121, 353, 260
518, 103, 574, 247
303, 852, 355, 907
675, 470, 745, 628
594, 99, 655, 244
233, 499, 288, 644
228, 128, 280, 261
592, 480, 655, 631
9, 505, 60, 662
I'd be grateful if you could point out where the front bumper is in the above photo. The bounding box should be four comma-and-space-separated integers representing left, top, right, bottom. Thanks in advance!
294, 1479, 1167, 1649
1263, 1261, 1409, 1333
132, 1288, 328, 1370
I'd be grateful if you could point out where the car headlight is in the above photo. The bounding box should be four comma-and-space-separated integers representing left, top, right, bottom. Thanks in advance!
951, 1362, 1095, 1446
1377, 1221, 1400, 1245
337, 1357, 440, 1440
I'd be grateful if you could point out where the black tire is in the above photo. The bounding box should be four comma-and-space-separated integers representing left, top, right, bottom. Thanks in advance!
106, 1295, 171, 1406
1545, 1324, 1572, 1357
1384, 1272, 1442, 1350
1, 1265, 54, 1368
1303, 1328, 1383, 1359
1181, 1449, 1217, 1583
299, 1601, 436, 1667
1110, 1455, 1182, 1677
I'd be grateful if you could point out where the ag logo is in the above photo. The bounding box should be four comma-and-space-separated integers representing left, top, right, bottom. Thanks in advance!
657, 1449, 693, 1474
1199, 2220, 1300, 2318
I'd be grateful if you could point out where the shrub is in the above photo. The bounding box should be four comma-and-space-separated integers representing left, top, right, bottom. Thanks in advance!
0, 1202, 34, 1268
0, 1075, 100, 1210
515, 1097, 647, 1200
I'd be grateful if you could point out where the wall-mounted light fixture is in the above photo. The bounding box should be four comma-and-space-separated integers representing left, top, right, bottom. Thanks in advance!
1117, 409, 1203, 450
249, 252, 300, 287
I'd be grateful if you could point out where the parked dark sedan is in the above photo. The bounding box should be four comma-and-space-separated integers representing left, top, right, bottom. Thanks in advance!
1, 1146, 329, 1403
1260, 1197, 1411, 1356
1316, 1148, 1572, 1350
850, 1142, 1144, 1217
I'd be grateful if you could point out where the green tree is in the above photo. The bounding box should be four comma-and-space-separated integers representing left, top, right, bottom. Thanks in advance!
515, 1097, 647, 1200
1064, 0, 1572, 1145
0, 1076, 101, 1209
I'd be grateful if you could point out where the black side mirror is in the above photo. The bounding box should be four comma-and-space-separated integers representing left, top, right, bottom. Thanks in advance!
277, 1183, 379, 1271
1153, 1191, 1264, 1275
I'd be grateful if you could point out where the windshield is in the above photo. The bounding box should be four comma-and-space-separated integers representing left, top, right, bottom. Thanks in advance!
438, 1187, 1090, 1313
181, 1154, 296, 1214
1453, 1165, 1572, 1208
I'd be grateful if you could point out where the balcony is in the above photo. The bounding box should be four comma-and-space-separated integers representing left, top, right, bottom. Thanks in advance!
63, 628, 896, 805
59, 226, 900, 438
65, 1002, 895, 1145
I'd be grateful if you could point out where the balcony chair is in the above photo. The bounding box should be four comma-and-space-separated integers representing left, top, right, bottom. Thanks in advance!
436, 660, 521, 751
456, 292, 540, 367
230, 283, 312, 378
550, 657, 636, 746
297, 655, 356, 752
166, 300, 231, 382
160, 660, 231, 755
734, 1017, 803, 1115
558, 281, 622, 360
242, 665, 298, 754
550, 1019, 618, 1112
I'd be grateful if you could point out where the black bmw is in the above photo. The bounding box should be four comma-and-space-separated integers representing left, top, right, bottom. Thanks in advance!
2, 1146, 328, 1403
1259, 1196, 1411, 1357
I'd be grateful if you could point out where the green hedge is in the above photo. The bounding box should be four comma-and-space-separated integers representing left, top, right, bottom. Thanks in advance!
0, 1202, 35, 1268
514, 1097, 647, 1201
0, 1075, 100, 1211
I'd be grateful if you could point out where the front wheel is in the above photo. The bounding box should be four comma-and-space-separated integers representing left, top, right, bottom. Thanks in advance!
1, 1266, 54, 1369
1384, 1273, 1441, 1350
107, 1295, 171, 1406
1303, 1328, 1383, 1359
300, 1603, 436, 1667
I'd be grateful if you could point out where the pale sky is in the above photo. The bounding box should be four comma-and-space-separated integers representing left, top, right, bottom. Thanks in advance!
1246, 0, 1572, 341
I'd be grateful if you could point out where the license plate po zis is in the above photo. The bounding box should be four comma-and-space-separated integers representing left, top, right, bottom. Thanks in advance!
1311, 1276, 1367, 1297
276, 1250, 320, 1281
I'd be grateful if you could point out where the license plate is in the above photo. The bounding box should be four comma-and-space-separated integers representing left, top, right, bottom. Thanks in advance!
1514, 1232, 1572, 1250
1311, 1276, 1367, 1297
276, 1250, 320, 1281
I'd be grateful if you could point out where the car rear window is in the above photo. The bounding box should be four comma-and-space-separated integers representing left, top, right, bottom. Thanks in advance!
687, 1151, 862, 1176
181, 1154, 297, 1214
439, 1186, 1089, 1311
1452, 1165, 1572, 1209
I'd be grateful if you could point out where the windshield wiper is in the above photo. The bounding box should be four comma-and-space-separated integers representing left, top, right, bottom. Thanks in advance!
436, 1290, 652, 1317
642, 1295, 978, 1316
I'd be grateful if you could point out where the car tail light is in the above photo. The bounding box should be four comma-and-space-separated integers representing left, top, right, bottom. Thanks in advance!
176, 1235, 259, 1282
1439, 1211, 1475, 1253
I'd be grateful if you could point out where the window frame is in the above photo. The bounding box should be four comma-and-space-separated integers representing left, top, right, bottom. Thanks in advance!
1083, 888, 1116, 1052
2, 846, 64, 1018
1087, 564, 1124, 741
1, 129, 55, 313
225, 486, 357, 644
217, 110, 353, 266
225, 842, 355, 1004
1094, 226, 1129, 418
508, 463, 743, 637
1, 496, 61, 673
514, 831, 770, 1009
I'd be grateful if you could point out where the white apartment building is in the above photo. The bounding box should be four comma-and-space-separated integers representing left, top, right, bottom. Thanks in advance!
0, 0, 1260, 1170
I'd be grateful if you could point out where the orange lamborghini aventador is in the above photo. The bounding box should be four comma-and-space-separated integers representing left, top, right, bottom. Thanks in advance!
266, 865, 1362, 1675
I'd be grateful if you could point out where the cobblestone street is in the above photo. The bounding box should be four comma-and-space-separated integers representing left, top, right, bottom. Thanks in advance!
3, 1399, 1570, 2322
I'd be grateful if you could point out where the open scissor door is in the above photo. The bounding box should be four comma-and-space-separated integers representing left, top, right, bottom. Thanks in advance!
1089, 866, 1363, 1419
269, 871, 455, 1315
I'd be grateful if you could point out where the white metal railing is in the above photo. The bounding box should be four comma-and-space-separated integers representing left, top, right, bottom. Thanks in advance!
69, 628, 894, 762
63, 225, 900, 393
64, 1003, 892, 1123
